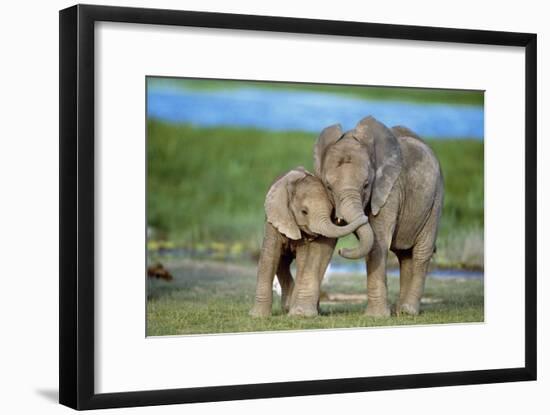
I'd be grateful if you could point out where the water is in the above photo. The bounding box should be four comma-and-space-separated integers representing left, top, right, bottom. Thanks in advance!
326, 262, 483, 280
147, 86, 484, 139
151, 247, 482, 280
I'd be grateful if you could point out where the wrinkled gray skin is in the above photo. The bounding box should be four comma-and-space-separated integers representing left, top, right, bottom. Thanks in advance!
249, 168, 369, 317
314, 116, 444, 316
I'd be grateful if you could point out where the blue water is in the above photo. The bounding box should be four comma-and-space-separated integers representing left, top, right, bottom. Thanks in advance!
147, 86, 484, 139
326, 262, 483, 280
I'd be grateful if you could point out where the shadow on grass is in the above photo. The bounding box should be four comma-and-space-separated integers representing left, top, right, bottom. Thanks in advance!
319, 303, 366, 316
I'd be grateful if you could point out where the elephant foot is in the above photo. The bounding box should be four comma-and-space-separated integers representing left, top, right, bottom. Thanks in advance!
396, 302, 420, 316
281, 295, 291, 313
365, 302, 391, 318
288, 303, 318, 317
249, 303, 272, 318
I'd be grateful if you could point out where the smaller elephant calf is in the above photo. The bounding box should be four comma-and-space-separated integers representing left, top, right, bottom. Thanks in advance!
249, 167, 368, 317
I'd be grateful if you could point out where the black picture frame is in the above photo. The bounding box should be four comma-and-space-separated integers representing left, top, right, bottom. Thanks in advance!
59, 4, 537, 410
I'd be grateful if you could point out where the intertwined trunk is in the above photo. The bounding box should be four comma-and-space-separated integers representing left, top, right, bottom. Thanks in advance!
308, 214, 367, 238
336, 190, 375, 259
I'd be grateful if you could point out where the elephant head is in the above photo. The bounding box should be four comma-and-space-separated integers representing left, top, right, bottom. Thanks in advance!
265, 168, 368, 240
314, 116, 403, 259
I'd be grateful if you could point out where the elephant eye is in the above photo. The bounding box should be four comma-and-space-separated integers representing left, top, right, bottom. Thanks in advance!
301, 209, 308, 215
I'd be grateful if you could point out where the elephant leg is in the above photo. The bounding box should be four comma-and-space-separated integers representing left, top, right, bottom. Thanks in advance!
399, 195, 441, 316
365, 217, 395, 317
365, 242, 391, 317
395, 249, 413, 314
289, 238, 335, 317
276, 256, 294, 313
315, 237, 337, 313
399, 253, 430, 316
249, 223, 284, 317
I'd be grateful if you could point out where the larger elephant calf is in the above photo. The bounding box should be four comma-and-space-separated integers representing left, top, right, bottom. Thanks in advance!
314, 116, 444, 317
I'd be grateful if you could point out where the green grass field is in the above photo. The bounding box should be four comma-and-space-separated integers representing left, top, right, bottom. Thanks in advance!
147, 259, 484, 336
147, 121, 483, 269
148, 77, 484, 106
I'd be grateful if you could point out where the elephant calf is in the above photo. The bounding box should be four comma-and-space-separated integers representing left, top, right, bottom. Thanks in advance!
313, 116, 444, 316
249, 167, 368, 317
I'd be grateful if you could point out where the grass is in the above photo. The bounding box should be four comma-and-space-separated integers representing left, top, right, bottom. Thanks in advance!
148, 77, 484, 106
146, 259, 484, 336
429, 139, 484, 268
147, 121, 484, 269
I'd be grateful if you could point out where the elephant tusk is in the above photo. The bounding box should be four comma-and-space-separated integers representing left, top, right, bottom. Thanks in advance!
335, 217, 346, 226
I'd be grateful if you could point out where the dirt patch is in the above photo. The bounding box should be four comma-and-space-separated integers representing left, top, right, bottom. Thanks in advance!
158, 258, 256, 278
420, 297, 443, 304
321, 293, 367, 305
321, 292, 443, 305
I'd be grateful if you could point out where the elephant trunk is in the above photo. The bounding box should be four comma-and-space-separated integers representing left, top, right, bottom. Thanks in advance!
336, 190, 375, 259
309, 214, 368, 239
338, 224, 374, 259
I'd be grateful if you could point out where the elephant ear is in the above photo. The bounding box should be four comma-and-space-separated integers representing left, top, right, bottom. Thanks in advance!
354, 116, 403, 216
314, 124, 343, 176
265, 169, 308, 240
391, 125, 422, 140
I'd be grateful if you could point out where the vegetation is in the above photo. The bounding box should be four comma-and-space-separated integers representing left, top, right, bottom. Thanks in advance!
147, 259, 484, 336
147, 121, 484, 269
147, 77, 484, 106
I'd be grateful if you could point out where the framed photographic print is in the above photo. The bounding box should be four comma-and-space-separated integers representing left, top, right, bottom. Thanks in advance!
59, 4, 537, 410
